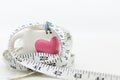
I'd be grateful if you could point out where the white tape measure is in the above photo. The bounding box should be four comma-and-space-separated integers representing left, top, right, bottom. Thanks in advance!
3, 22, 120, 80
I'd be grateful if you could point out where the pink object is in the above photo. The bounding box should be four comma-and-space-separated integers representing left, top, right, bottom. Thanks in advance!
35, 36, 60, 54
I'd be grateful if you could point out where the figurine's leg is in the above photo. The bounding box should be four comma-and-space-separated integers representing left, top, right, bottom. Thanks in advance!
48, 28, 52, 34
45, 29, 48, 34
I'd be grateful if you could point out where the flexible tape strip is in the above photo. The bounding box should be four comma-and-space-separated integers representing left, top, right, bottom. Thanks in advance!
3, 23, 120, 80
3, 49, 74, 71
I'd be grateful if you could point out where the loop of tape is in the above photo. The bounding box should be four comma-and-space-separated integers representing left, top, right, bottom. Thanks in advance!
3, 22, 120, 80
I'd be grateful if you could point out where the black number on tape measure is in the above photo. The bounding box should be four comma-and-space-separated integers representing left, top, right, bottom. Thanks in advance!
54, 71, 62, 76
33, 65, 41, 70
96, 77, 99, 80
48, 63, 56, 66
66, 50, 70, 54
74, 73, 82, 79
67, 33, 71, 39
16, 57, 22, 62
10, 65, 16, 69
62, 42, 65, 45
60, 35, 63, 38
33, 65, 38, 70
102, 78, 105, 80
64, 56, 68, 60
40, 56, 48, 60
62, 63, 67, 67
96, 77, 105, 80
38, 67, 41, 70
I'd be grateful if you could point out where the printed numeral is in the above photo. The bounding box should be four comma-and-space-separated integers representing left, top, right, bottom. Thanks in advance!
74, 73, 82, 79
38, 67, 41, 70
96, 77, 105, 80
10, 65, 16, 69
33, 65, 41, 70
33, 65, 38, 70
40, 56, 48, 60
16, 57, 22, 62
54, 71, 62, 76
48, 63, 56, 66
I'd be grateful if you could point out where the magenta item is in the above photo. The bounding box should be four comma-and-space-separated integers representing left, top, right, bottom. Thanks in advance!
35, 36, 60, 54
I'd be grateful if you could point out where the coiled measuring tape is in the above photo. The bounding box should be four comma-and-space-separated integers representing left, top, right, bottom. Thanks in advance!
3, 22, 120, 80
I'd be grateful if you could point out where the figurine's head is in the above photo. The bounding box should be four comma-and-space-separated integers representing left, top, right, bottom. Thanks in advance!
46, 21, 49, 24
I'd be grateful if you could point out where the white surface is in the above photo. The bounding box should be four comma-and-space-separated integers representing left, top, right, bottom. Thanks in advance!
0, 0, 120, 80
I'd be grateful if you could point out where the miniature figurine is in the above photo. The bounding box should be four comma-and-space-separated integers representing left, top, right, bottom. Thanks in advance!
44, 21, 53, 34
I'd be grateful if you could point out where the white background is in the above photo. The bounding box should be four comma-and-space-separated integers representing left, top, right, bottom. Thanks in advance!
0, 0, 120, 80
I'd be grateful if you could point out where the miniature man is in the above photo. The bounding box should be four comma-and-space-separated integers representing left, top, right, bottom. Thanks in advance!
44, 21, 53, 34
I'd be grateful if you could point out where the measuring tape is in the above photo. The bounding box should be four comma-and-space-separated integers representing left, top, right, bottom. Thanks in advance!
3, 22, 120, 80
